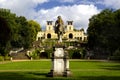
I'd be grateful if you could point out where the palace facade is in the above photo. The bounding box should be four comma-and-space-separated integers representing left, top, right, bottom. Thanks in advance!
36, 21, 87, 41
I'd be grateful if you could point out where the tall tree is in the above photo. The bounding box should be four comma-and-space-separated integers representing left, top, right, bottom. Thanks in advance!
0, 8, 41, 56
0, 8, 17, 56
28, 20, 41, 41
87, 9, 119, 56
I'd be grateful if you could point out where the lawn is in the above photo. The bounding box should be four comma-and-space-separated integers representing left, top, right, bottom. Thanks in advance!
0, 60, 120, 80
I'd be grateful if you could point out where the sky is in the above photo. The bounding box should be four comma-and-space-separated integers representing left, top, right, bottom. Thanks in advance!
0, 0, 120, 31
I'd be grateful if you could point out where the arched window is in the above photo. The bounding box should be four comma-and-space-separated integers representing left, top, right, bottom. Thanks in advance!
69, 33, 73, 39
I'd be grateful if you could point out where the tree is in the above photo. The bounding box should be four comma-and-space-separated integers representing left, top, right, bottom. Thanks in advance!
87, 9, 120, 57
0, 8, 41, 56
28, 20, 41, 41
0, 8, 17, 56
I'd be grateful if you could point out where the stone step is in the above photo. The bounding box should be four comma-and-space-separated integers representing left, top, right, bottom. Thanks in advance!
11, 50, 29, 60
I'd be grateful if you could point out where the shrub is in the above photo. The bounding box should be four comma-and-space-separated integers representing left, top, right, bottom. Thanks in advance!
113, 49, 120, 56
44, 48, 53, 59
109, 49, 120, 61
31, 50, 39, 59
109, 56, 120, 61
67, 49, 82, 59
72, 49, 81, 59
4, 56, 11, 61
26, 49, 40, 59
44, 48, 87, 59
67, 49, 74, 59
81, 48, 87, 58
0, 56, 4, 61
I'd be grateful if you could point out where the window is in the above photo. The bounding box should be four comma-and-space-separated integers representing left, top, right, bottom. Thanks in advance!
38, 37, 41, 41
68, 22, 72, 25
69, 26, 71, 30
69, 33, 73, 39
80, 37, 82, 41
49, 26, 51, 30
47, 21, 52, 25
47, 33, 51, 39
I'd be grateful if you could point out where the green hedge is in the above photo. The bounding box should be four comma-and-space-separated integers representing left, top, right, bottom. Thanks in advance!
44, 48, 87, 59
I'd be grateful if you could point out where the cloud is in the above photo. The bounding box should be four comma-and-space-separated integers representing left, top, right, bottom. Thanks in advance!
0, 0, 49, 18
33, 0, 49, 4
99, 0, 120, 9
78, 0, 95, 5
35, 4, 100, 31
0, 0, 100, 31
58, 0, 75, 3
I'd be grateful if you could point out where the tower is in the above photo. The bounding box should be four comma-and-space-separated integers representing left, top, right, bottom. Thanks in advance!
45, 21, 57, 39
46, 21, 54, 31
64, 21, 74, 39
66, 21, 74, 32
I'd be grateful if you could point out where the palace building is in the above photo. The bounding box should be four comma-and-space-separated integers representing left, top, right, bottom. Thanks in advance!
36, 21, 87, 41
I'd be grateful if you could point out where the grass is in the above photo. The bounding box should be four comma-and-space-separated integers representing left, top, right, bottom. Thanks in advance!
0, 60, 120, 80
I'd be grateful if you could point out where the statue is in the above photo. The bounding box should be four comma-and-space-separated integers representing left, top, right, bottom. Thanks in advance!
54, 16, 64, 42
47, 16, 72, 77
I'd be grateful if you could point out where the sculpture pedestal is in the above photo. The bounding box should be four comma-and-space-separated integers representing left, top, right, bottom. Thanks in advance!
47, 46, 71, 77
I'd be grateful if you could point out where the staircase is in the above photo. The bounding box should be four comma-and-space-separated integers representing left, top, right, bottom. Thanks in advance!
11, 50, 29, 60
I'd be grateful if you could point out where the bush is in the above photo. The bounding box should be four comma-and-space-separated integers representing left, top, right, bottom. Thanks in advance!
31, 50, 39, 59
67, 49, 74, 59
109, 56, 120, 61
113, 49, 120, 56
26, 49, 40, 59
44, 48, 53, 59
81, 48, 87, 58
44, 48, 87, 59
4, 56, 11, 61
67, 49, 82, 59
109, 49, 120, 61
0, 56, 4, 61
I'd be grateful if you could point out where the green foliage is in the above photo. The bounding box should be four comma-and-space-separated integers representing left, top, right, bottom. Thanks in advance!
80, 48, 87, 58
28, 20, 41, 42
44, 48, 53, 59
87, 9, 120, 57
109, 56, 120, 61
26, 49, 40, 59
67, 49, 83, 59
4, 56, 11, 61
0, 8, 41, 56
109, 49, 120, 61
113, 49, 120, 56
31, 50, 39, 59
42, 39, 56, 48
0, 56, 4, 61
0, 8, 16, 56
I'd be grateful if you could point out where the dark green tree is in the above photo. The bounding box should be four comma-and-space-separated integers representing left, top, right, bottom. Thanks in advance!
0, 8, 17, 56
28, 20, 41, 41
87, 9, 120, 57
0, 8, 41, 56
